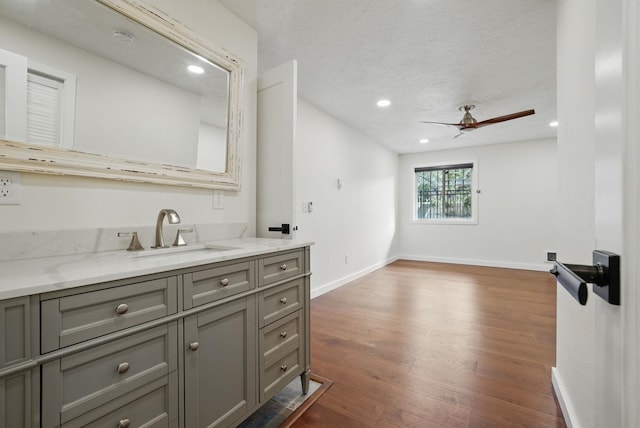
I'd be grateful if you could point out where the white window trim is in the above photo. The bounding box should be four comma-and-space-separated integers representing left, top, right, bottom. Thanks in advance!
411, 159, 479, 225
0, 48, 28, 142
28, 60, 76, 149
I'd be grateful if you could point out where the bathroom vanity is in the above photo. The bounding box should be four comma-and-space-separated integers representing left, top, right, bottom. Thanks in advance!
0, 238, 312, 428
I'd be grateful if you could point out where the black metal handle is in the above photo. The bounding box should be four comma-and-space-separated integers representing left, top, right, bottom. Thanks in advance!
550, 262, 589, 305
549, 250, 620, 306
268, 224, 290, 234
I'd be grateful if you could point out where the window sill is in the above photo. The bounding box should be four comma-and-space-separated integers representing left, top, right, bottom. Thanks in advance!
411, 219, 478, 225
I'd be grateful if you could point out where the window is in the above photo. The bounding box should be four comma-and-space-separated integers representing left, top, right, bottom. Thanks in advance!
0, 48, 75, 147
27, 71, 63, 146
413, 161, 478, 223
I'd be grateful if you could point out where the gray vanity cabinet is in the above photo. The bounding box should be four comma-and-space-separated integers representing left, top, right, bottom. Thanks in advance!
184, 296, 257, 428
0, 245, 310, 428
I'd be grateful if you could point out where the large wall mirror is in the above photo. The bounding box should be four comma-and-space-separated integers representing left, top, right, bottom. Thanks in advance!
0, 0, 243, 190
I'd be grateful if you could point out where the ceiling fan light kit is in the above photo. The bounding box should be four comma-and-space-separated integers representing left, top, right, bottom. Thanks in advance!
421, 104, 536, 137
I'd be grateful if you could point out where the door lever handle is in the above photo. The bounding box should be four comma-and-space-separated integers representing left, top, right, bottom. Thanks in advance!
550, 250, 620, 305
268, 223, 290, 234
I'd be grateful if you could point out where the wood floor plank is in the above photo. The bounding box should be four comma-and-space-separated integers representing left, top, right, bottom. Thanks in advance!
292, 261, 566, 428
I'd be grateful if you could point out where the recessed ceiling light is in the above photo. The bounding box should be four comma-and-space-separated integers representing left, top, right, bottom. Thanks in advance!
549, 121, 559, 127
376, 99, 391, 107
419, 139, 429, 144
112, 29, 135, 44
188, 65, 205, 74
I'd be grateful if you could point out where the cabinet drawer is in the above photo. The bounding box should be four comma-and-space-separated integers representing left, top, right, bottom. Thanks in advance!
41, 277, 178, 352
183, 261, 255, 309
261, 311, 302, 361
1, 369, 34, 428
61, 373, 177, 428
258, 279, 304, 328
260, 345, 302, 401
42, 324, 177, 426
0, 297, 30, 368
258, 250, 303, 286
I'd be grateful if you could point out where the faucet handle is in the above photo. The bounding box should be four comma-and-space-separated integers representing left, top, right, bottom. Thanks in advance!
173, 228, 194, 247
118, 232, 145, 251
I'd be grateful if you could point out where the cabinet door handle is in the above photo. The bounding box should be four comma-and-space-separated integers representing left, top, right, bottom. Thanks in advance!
117, 362, 130, 374
280, 364, 288, 372
118, 419, 131, 428
280, 297, 287, 304
115, 303, 129, 315
189, 342, 200, 351
280, 331, 287, 338
280, 264, 287, 270
220, 278, 229, 287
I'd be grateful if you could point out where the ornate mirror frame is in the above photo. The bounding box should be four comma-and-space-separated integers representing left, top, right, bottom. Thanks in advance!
0, 0, 244, 191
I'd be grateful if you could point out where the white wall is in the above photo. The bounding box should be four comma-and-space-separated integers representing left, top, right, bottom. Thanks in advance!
398, 139, 557, 270
553, 0, 598, 426
0, 0, 258, 237
294, 100, 399, 296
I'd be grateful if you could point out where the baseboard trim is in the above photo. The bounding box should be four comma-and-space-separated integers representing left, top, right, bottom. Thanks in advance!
310, 255, 400, 299
399, 254, 550, 272
552, 367, 577, 428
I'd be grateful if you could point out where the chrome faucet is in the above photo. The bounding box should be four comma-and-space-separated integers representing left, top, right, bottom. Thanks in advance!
152, 209, 181, 248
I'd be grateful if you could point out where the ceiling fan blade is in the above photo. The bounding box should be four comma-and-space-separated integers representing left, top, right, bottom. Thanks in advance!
474, 109, 535, 128
420, 121, 465, 130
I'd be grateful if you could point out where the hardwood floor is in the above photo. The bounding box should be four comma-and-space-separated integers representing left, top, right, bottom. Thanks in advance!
293, 260, 566, 427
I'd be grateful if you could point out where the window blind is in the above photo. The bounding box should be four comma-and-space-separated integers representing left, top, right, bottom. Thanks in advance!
27, 71, 61, 146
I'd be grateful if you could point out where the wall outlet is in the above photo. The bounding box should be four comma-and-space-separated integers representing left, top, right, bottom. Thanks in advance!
0, 171, 21, 205
546, 251, 557, 262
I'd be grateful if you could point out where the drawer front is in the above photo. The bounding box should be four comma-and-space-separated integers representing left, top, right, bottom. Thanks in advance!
258, 279, 304, 328
261, 310, 302, 361
41, 277, 178, 352
42, 324, 177, 426
61, 373, 177, 428
260, 345, 302, 401
183, 261, 255, 309
0, 296, 30, 368
258, 250, 303, 286
1, 369, 33, 428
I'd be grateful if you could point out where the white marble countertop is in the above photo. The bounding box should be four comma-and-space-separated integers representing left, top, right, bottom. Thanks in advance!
0, 238, 313, 300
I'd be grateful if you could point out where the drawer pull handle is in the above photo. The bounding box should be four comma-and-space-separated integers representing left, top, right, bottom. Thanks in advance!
220, 278, 229, 286
280, 264, 287, 270
115, 304, 129, 315
189, 342, 200, 351
280, 331, 287, 338
118, 419, 131, 428
280, 364, 288, 372
117, 362, 130, 374
280, 297, 287, 304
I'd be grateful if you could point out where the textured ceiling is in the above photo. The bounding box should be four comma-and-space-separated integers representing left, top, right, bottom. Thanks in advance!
219, 0, 557, 154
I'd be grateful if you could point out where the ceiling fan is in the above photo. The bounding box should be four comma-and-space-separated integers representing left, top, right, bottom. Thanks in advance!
421, 105, 535, 137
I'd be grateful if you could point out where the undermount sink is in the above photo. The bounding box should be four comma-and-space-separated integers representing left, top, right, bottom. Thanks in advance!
128, 243, 239, 258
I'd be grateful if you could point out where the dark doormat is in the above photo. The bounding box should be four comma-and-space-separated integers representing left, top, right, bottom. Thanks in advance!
238, 374, 333, 428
